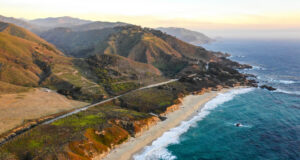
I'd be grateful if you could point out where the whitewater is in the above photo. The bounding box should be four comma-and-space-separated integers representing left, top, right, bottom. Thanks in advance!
133, 88, 254, 160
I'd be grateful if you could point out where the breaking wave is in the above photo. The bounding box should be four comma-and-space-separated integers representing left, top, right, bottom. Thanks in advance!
133, 88, 254, 160
275, 89, 300, 96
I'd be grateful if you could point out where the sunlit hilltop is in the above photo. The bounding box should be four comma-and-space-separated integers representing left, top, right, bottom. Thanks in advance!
1, 0, 300, 38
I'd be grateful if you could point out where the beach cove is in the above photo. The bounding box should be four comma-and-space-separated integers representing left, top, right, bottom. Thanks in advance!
100, 87, 250, 160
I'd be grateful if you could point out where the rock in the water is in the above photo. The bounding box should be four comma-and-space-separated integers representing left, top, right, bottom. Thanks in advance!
260, 85, 276, 91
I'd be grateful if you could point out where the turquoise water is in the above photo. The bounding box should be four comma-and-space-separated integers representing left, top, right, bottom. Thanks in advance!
134, 39, 300, 160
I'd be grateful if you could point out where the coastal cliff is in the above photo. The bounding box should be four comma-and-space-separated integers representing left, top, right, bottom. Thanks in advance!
0, 19, 258, 160
0, 80, 255, 160
65, 116, 161, 160
0, 63, 257, 160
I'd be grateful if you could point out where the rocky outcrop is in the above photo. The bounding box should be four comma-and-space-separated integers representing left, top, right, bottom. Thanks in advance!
111, 116, 160, 138
67, 126, 130, 160
260, 85, 276, 91
159, 97, 183, 117
64, 116, 160, 160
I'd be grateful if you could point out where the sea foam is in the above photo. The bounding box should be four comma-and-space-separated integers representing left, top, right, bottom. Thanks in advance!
268, 79, 296, 84
275, 89, 300, 96
133, 88, 254, 160
257, 76, 297, 85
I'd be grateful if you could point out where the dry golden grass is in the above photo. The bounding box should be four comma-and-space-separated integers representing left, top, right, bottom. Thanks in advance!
0, 88, 88, 134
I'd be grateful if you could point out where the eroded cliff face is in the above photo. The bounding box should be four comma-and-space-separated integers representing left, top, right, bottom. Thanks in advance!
66, 126, 129, 160
0, 72, 257, 160
64, 116, 160, 160
159, 97, 183, 117
64, 86, 225, 160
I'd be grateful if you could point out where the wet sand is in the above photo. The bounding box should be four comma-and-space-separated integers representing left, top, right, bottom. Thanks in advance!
99, 88, 235, 160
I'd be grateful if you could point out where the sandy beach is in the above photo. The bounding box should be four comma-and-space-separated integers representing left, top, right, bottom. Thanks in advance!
99, 88, 235, 160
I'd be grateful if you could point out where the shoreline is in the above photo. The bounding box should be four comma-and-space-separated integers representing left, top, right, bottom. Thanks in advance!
100, 87, 240, 160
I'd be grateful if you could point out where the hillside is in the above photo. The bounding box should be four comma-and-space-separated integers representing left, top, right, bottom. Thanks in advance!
0, 19, 257, 160
0, 64, 256, 160
0, 22, 61, 52
40, 27, 117, 57
74, 54, 162, 96
157, 27, 214, 44
0, 22, 105, 100
0, 22, 65, 87
0, 22, 164, 100
41, 25, 225, 76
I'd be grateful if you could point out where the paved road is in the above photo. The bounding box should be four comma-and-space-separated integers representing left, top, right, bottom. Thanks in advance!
44, 79, 178, 124
0, 79, 178, 146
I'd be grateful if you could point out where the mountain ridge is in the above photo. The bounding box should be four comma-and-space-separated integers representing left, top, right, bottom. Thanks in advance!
0, 21, 165, 101
157, 27, 214, 44
0, 17, 258, 160
41, 25, 222, 76
29, 16, 92, 28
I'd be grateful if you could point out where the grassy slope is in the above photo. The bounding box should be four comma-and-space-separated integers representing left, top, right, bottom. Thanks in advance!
0, 21, 255, 160
40, 26, 222, 76
0, 22, 169, 102
0, 80, 184, 159
0, 22, 61, 55
0, 22, 107, 101
0, 39, 254, 160
1, 65, 253, 159
0, 30, 102, 98
0, 81, 31, 94
0, 32, 46, 86
40, 27, 116, 57
0, 102, 151, 160
74, 54, 163, 96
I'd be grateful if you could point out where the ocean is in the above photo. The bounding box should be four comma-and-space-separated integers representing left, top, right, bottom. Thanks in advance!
133, 39, 300, 160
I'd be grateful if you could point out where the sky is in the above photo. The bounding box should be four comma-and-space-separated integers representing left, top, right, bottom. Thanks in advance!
1, 0, 300, 38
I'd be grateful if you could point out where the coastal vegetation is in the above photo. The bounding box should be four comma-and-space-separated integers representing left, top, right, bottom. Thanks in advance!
0, 17, 257, 160
0, 64, 256, 159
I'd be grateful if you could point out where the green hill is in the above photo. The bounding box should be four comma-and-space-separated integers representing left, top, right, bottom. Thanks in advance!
41, 25, 223, 76
40, 27, 117, 57
0, 22, 164, 101
0, 22, 60, 53
74, 54, 162, 96
0, 22, 66, 87
0, 19, 255, 160
0, 22, 106, 100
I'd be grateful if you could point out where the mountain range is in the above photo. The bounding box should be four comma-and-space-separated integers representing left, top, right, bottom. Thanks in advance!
157, 27, 214, 44
0, 21, 162, 100
0, 15, 249, 101
0, 15, 212, 43
0, 15, 256, 160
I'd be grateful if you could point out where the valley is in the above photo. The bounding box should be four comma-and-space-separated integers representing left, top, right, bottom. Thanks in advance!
0, 15, 256, 160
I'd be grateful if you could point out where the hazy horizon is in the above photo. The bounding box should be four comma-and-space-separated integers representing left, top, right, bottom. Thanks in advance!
1, 0, 300, 39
